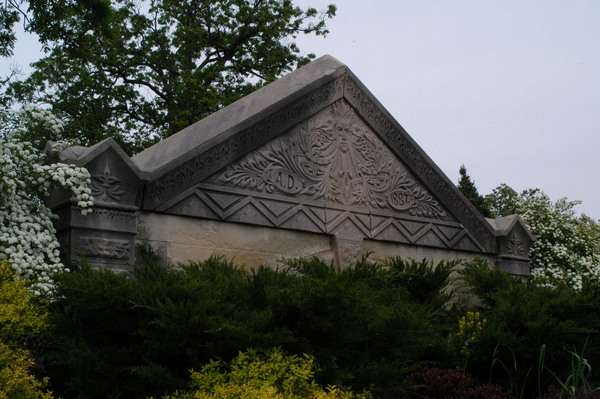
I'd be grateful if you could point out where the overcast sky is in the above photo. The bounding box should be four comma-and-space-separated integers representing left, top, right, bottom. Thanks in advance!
3, 1, 600, 218
294, 0, 600, 219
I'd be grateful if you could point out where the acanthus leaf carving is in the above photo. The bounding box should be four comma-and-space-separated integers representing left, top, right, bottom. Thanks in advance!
210, 100, 446, 219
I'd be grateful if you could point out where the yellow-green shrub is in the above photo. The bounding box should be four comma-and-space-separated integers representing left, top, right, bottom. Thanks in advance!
0, 261, 54, 398
161, 348, 371, 399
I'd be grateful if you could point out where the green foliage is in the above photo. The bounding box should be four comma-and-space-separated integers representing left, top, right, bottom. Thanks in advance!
0, 1, 20, 58
161, 348, 372, 399
31, 253, 600, 398
7, 0, 336, 154
0, 262, 48, 342
457, 165, 492, 218
43, 254, 460, 398
0, 262, 54, 398
486, 186, 600, 290
379, 257, 459, 306
485, 183, 519, 218
457, 259, 600, 398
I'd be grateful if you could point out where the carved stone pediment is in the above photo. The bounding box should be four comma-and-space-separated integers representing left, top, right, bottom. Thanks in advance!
162, 99, 488, 265
48, 55, 534, 273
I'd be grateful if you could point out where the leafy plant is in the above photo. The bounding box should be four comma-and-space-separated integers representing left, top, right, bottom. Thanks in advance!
160, 348, 372, 399
406, 366, 514, 399
0, 261, 54, 398
547, 340, 599, 399
43, 253, 460, 398
457, 259, 600, 398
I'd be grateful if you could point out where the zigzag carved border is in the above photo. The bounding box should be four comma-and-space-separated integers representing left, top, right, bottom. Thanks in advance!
165, 186, 484, 253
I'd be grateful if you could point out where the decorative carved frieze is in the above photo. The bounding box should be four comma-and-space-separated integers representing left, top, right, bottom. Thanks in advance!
164, 184, 482, 252
209, 100, 446, 218
78, 236, 131, 259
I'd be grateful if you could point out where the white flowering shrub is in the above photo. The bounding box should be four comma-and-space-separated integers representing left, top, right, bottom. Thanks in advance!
0, 106, 93, 297
487, 186, 600, 291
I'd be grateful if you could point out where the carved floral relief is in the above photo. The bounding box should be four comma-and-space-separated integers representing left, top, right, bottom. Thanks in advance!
209, 100, 445, 218
506, 231, 525, 256
91, 162, 125, 202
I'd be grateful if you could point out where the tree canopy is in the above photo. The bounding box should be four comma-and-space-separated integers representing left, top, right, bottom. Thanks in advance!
4, 0, 336, 154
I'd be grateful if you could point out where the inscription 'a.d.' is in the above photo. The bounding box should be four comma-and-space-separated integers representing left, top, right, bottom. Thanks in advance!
269, 168, 303, 194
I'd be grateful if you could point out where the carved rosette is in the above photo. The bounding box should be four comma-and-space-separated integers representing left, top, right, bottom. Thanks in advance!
209, 100, 445, 219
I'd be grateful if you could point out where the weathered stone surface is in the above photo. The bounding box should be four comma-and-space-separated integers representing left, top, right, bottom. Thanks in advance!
47, 55, 534, 275
137, 212, 333, 268
364, 240, 496, 266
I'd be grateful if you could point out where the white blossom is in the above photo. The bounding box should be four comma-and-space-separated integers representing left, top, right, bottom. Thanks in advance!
1, 106, 94, 298
516, 191, 600, 291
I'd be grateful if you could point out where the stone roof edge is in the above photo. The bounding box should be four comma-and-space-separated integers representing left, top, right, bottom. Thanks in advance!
487, 214, 537, 241
141, 59, 347, 208
47, 137, 150, 181
132, 55, 347, 177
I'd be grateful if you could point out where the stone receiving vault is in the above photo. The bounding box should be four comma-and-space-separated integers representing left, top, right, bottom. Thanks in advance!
47, 55, 535, 275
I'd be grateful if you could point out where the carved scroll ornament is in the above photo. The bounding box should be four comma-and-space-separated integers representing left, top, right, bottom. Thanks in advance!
210, 101, 445, 218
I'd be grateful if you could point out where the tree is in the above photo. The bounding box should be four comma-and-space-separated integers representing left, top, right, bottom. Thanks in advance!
486, 186, 600, 290
484, 183, 518, 218
0, 0, 22, 57
7, 0, 336, 154
457, 165, 492, 218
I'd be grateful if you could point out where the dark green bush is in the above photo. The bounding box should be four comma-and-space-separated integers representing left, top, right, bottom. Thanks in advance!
43, 253, 460, 399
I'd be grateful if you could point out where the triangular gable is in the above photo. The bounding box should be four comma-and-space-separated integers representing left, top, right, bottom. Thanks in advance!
132, 55, 496, 253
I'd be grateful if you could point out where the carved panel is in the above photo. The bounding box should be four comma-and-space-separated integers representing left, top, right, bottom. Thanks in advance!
78, 236, 131, 259
332, 237, 364, 268
208, 100, 446, 219
164, 184, 482, 252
